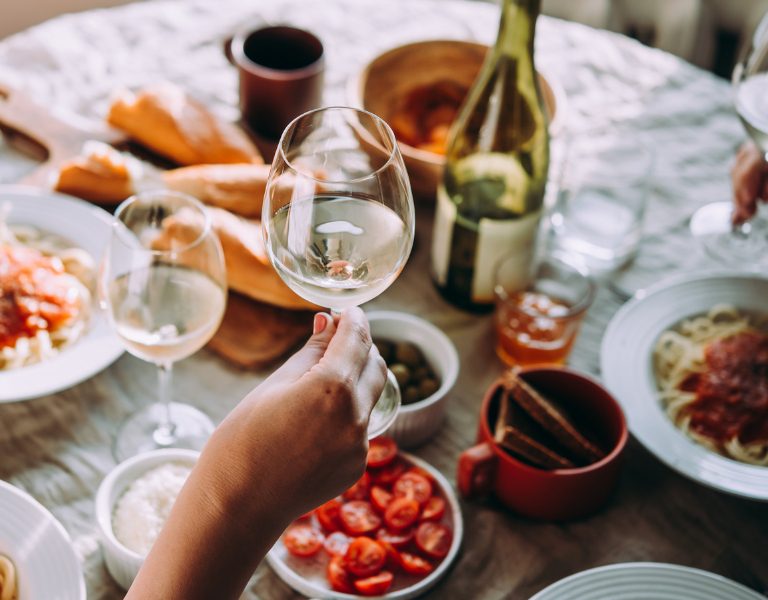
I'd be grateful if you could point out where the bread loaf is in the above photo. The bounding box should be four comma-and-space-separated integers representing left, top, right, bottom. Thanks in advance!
162, 163, 270, 218
107, 83, 263, 166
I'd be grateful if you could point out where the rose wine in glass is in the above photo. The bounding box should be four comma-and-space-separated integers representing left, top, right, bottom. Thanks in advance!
263, 107, 415, 438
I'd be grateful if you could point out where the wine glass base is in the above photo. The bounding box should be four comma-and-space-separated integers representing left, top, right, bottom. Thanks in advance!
690, 201, 768, 268
113, 402, 215, 462
367, 370, 401, 439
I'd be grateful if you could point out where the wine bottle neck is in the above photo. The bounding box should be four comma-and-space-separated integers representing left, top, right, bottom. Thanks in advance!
496, 0, 540, 57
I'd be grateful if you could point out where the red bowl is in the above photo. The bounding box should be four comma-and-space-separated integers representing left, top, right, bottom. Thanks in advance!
458, 367, 627, 520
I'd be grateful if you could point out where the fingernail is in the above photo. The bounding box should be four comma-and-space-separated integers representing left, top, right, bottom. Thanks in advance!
313, 313, 328, 335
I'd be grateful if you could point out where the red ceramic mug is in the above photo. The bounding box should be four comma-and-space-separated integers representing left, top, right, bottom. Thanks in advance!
458, 367, 627, 521
228, 25, 324, 140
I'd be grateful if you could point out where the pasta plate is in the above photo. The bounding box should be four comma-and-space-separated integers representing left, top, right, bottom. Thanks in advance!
600, 271, 768, 500
0, 186, 123, 401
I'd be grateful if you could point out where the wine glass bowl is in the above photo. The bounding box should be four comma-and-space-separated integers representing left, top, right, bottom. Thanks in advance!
101, 190, 227, 461
263, 107, 415, 437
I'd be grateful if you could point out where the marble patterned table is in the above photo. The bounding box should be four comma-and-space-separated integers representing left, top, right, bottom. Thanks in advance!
0, 0, 766, 598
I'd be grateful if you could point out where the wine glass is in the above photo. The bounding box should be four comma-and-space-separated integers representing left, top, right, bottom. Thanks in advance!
262, 106, 415, 437
101, 191, 227, 461
690, 22, 768, 268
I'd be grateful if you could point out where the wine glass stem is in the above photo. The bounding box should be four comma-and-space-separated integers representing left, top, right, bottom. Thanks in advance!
153, 362, 176, 447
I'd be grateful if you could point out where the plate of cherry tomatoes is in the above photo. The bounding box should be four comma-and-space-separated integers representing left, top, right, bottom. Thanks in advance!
267, 437, 463, 598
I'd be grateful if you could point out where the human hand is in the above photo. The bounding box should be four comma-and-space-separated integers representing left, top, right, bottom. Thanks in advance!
127, 307, 386, 600
731, 140, 768, 224
199, 306, 387, 522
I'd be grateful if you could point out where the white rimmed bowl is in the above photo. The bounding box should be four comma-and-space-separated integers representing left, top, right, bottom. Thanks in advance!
266, 451, 463, 599
367, 311, 459, 448
0, 480, 85, 600
600, 271, 768, 500
94, 448, 199, 590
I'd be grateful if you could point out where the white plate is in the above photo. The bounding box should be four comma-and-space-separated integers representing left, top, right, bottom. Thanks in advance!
0, 186, 123, 401
530, 562, 764, 600
600, 271, 768, 500
0, 480, 86, 600
267, 452, 463, 599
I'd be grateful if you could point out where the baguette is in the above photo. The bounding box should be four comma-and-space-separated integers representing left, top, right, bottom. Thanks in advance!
206, 208, 318, 311
107, 83, 263, 166
54, 141, 137, 204
154, 206, 317, 311
162, 163, 270, 218
504, 372, 605, 464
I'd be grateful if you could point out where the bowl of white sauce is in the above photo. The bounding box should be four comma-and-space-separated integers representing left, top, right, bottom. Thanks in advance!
94, 448, 197, 590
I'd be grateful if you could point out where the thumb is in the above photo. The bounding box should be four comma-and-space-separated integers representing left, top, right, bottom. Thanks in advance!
264, 313, 336, 384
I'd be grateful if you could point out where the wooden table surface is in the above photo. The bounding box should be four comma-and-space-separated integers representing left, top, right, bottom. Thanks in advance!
0, 0, 766, 598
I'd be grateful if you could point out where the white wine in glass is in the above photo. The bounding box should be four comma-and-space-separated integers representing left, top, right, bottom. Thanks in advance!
101, 191, 227, 461
263, 107, 415, 438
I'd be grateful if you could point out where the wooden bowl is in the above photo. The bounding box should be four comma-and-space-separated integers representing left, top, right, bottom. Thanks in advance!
347, 40, 566, 199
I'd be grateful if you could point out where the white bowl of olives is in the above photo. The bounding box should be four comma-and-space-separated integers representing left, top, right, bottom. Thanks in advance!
367, 311, 459, 447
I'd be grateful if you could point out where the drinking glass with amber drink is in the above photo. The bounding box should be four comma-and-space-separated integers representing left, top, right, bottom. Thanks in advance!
493, 257, 595, 367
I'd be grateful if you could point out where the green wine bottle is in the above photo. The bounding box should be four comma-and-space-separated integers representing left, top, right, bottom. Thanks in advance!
431, 0, 549, 311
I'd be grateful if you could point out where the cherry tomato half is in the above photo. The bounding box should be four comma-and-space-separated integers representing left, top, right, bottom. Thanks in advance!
369, 459, 406, 487
315, 498, 343, 533
283, 523, 324, 558
376, 526, 415, 549
343, 471, 371, 501
415, 521, 453, 559
344, 537, 387, 578
370, 485, 393, 513
323, 531, 351, 557
367, 437, 398, 468
376, 539, 403, 569
406, 466, 434, 484
393, 472, 433, 505
421, 496, 446, 521
384, 497, 420, 531
326, 555, 354, 593
354, 571, 394, 596
339, 500, 382, 535
400, 551, 434, 575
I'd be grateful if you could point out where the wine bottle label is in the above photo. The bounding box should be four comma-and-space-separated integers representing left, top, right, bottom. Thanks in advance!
431, 186, 457, 287
432, 185, 541, 304
473, 208, 540, 302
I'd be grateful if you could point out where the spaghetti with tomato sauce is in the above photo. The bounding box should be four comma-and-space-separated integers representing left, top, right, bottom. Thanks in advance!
654, 305, 768, 465
0, 207, 93, 370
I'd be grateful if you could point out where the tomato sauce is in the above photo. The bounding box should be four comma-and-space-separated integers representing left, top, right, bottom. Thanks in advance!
0, 245, 80, 350
679, 331, 768, 444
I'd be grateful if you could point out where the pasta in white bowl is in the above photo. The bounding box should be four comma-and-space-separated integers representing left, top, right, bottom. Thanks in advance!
0, 186, 122, 402
601, 271, 768, 501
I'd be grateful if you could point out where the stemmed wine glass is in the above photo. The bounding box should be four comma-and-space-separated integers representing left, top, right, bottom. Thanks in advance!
690, 21, 768, 268
101, 191, 227, 461
262, 107, 415, 437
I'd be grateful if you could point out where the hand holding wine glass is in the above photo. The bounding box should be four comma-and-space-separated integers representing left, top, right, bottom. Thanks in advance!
262, 106, 415, 437
731, 140, 768, 224
690, 20, 768, 267
101, 191, 227, 461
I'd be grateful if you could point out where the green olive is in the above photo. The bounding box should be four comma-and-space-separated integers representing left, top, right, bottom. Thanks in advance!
403, 385, 421, 405
395, 342, 422, 368
418, 377, 440, 399
390, 363, 411, 388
